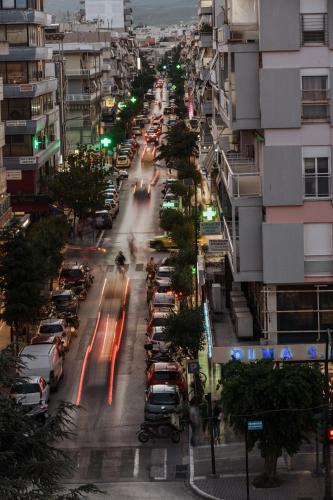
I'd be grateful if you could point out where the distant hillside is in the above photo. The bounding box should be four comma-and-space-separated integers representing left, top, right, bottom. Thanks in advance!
45, 0, 196, 25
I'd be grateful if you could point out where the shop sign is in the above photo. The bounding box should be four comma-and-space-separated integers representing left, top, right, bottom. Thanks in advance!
19, 157, 36, 165
6, 120, 27, 127
213, 343, 332, 364
6, 170, 22, 180
208, 239, 229, 253
19, 84, 33, 92
200, 222, 222, 236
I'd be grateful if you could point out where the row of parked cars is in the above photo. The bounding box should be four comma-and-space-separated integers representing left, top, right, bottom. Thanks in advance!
12, 263, 94, 414
115, 137, 139, 169
143, 263, 187, 425
94, 176, 122, 230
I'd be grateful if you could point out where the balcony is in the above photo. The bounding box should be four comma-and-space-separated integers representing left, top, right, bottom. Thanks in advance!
300, 13, 328, 46
3, 47, 53, 62
0, 10, 51, 26
66, 68, 99, 78
219, 89, 230, 121
302, 89, 330, 122
199, 0, 212, 16
221, 151, 261, 198
66, 91, 101, 103
200, 31, 213, 48
4, 78, 58, 99
4, 139, 60, 172
201, 100, 213, 115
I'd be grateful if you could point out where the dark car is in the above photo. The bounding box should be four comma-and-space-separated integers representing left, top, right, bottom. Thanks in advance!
59, 265, 90, 289
51, 289, 79, 314
133, 180, 151, 199
144, 384, 183, 420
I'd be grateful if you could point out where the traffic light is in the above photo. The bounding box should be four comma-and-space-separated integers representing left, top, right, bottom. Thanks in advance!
100, 136, 112, 148
130, 96, 137, 104
191, 265, 196, 275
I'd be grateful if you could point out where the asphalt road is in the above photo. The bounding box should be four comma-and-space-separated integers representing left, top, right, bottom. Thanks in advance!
50, 85, 194, 496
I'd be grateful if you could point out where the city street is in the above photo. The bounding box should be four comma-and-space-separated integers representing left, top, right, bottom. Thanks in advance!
49, 86, 193, 493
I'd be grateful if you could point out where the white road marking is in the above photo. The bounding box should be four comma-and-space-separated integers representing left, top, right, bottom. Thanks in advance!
163, 447, 167, 480
133, 448, 140, 478
96, 229, 105, 248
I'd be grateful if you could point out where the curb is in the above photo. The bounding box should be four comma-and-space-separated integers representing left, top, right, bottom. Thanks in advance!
189, 440, 223, 500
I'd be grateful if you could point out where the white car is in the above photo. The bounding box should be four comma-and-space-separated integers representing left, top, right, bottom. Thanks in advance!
104, 188, 119, 200
117, 169, 129, 179
147, 327, 171, 353
37, 318, 71, 351
11, 376, 50, 407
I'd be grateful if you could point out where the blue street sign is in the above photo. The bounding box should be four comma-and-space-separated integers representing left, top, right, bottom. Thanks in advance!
247, 420, 263, 431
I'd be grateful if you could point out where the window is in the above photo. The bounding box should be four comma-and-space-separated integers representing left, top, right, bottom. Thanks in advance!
6, 62, 27, 84
16, 0, 27, 7
301, 13, 328, 45
304, 156, 330, 198
4, 134, 32, 156
28, 25, 37, 47
302, 75, 329, 120
4, 98, 31, 120
2, 0, 15, 7
304, 224, 332, 257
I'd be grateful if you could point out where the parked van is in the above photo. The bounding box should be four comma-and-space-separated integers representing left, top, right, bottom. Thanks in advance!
20, 344, 63, 391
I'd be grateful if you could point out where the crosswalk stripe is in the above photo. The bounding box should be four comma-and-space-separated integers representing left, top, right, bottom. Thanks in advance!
133, 447, 140, 478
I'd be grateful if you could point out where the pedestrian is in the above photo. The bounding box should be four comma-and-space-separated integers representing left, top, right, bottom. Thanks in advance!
146, 283, 154, 304
189, 398, 201, 447
212, 402, 222, 445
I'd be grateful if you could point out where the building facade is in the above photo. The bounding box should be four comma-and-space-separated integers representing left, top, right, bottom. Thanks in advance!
0, 40, 11, 227
0, 0, 60, 202
188, 0, 333, 345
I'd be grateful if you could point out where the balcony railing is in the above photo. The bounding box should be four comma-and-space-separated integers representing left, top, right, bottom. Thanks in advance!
65, 91, 101, 102
66, 68, 98, 77
221, 151, 261, 198
300, 13, 328, 45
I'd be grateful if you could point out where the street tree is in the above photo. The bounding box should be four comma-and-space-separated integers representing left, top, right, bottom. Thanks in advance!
28, 215, 69, 288
171, 220, 195, 250
0, 347, 100, 500
220, 360, 324, 488
0, 233, 47, 336
160, 208, 186, 233
156, 122, 198, 166
164, 307, 205, 358
171, 264, 193, 299
51, 146, 110, 220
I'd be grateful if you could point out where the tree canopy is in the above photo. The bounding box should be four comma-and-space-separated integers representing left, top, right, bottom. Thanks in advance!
51, 146, 110, 218
164, 307, 205, 358
0, 347, 99, 499
220, 360, 324, 487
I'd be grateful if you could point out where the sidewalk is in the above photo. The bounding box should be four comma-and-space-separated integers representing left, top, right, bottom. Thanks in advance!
189, 441, 325, 500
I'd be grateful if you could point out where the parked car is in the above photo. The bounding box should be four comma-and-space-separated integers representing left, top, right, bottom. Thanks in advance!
94, 210, 113, 229
144, 384, 183, 420
149, 234, 177, 252
108, 200, 119, 218
30, 334, 65, 357
11, 376, 50, 407
132, 126, 142, 136
155, 267, 175, 284
147, 311, 170, 335
116, 169, 129, 179
155, 278, 172, 294
163, 106, 172, 115
51, 289, 79, 314
116, 155, 131, 168
36, 318, 71, 351
146, 326, 171, 353
20, 344, 64, 391
149, 292, 177, 315
146, 362, 187, 393
59, 265, 90, 289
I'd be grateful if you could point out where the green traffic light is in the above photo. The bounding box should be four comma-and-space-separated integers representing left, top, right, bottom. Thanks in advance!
100, 136, 112, 148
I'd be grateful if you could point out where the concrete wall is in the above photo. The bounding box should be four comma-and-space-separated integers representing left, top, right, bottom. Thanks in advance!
234, 51, 260, 122
263, 146, 303, 206
259, 0, 300, 51
239, 206, 263, 272
260, 68, 301, 128
262, 223, 304, 283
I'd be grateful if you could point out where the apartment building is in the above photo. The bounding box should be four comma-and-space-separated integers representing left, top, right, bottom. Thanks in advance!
196, 0, 333, 346
46, 26, 138, 151
0, 40, 11, 227
0, 0, 60, 203
84, 0, 133, 31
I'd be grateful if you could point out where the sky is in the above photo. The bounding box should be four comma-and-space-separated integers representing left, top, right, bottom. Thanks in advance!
45, 0, 197, 25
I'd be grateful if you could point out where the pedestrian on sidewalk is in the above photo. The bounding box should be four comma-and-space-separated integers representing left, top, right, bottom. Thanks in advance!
189, 398, 201, 447
212, 402, 222, 445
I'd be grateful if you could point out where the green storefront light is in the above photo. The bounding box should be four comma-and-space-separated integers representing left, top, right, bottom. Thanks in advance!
130, 96, 137, 104
100, 136, 112, 148
32, 136, 40, 150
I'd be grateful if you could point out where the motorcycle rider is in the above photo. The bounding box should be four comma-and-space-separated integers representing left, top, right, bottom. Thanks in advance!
115, 251, 126, 273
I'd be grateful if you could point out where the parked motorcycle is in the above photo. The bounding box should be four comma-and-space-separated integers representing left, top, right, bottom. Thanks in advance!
137, 413, 181, 443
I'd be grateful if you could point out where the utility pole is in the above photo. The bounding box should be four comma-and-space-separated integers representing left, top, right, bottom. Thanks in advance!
324, 328, 332, 500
